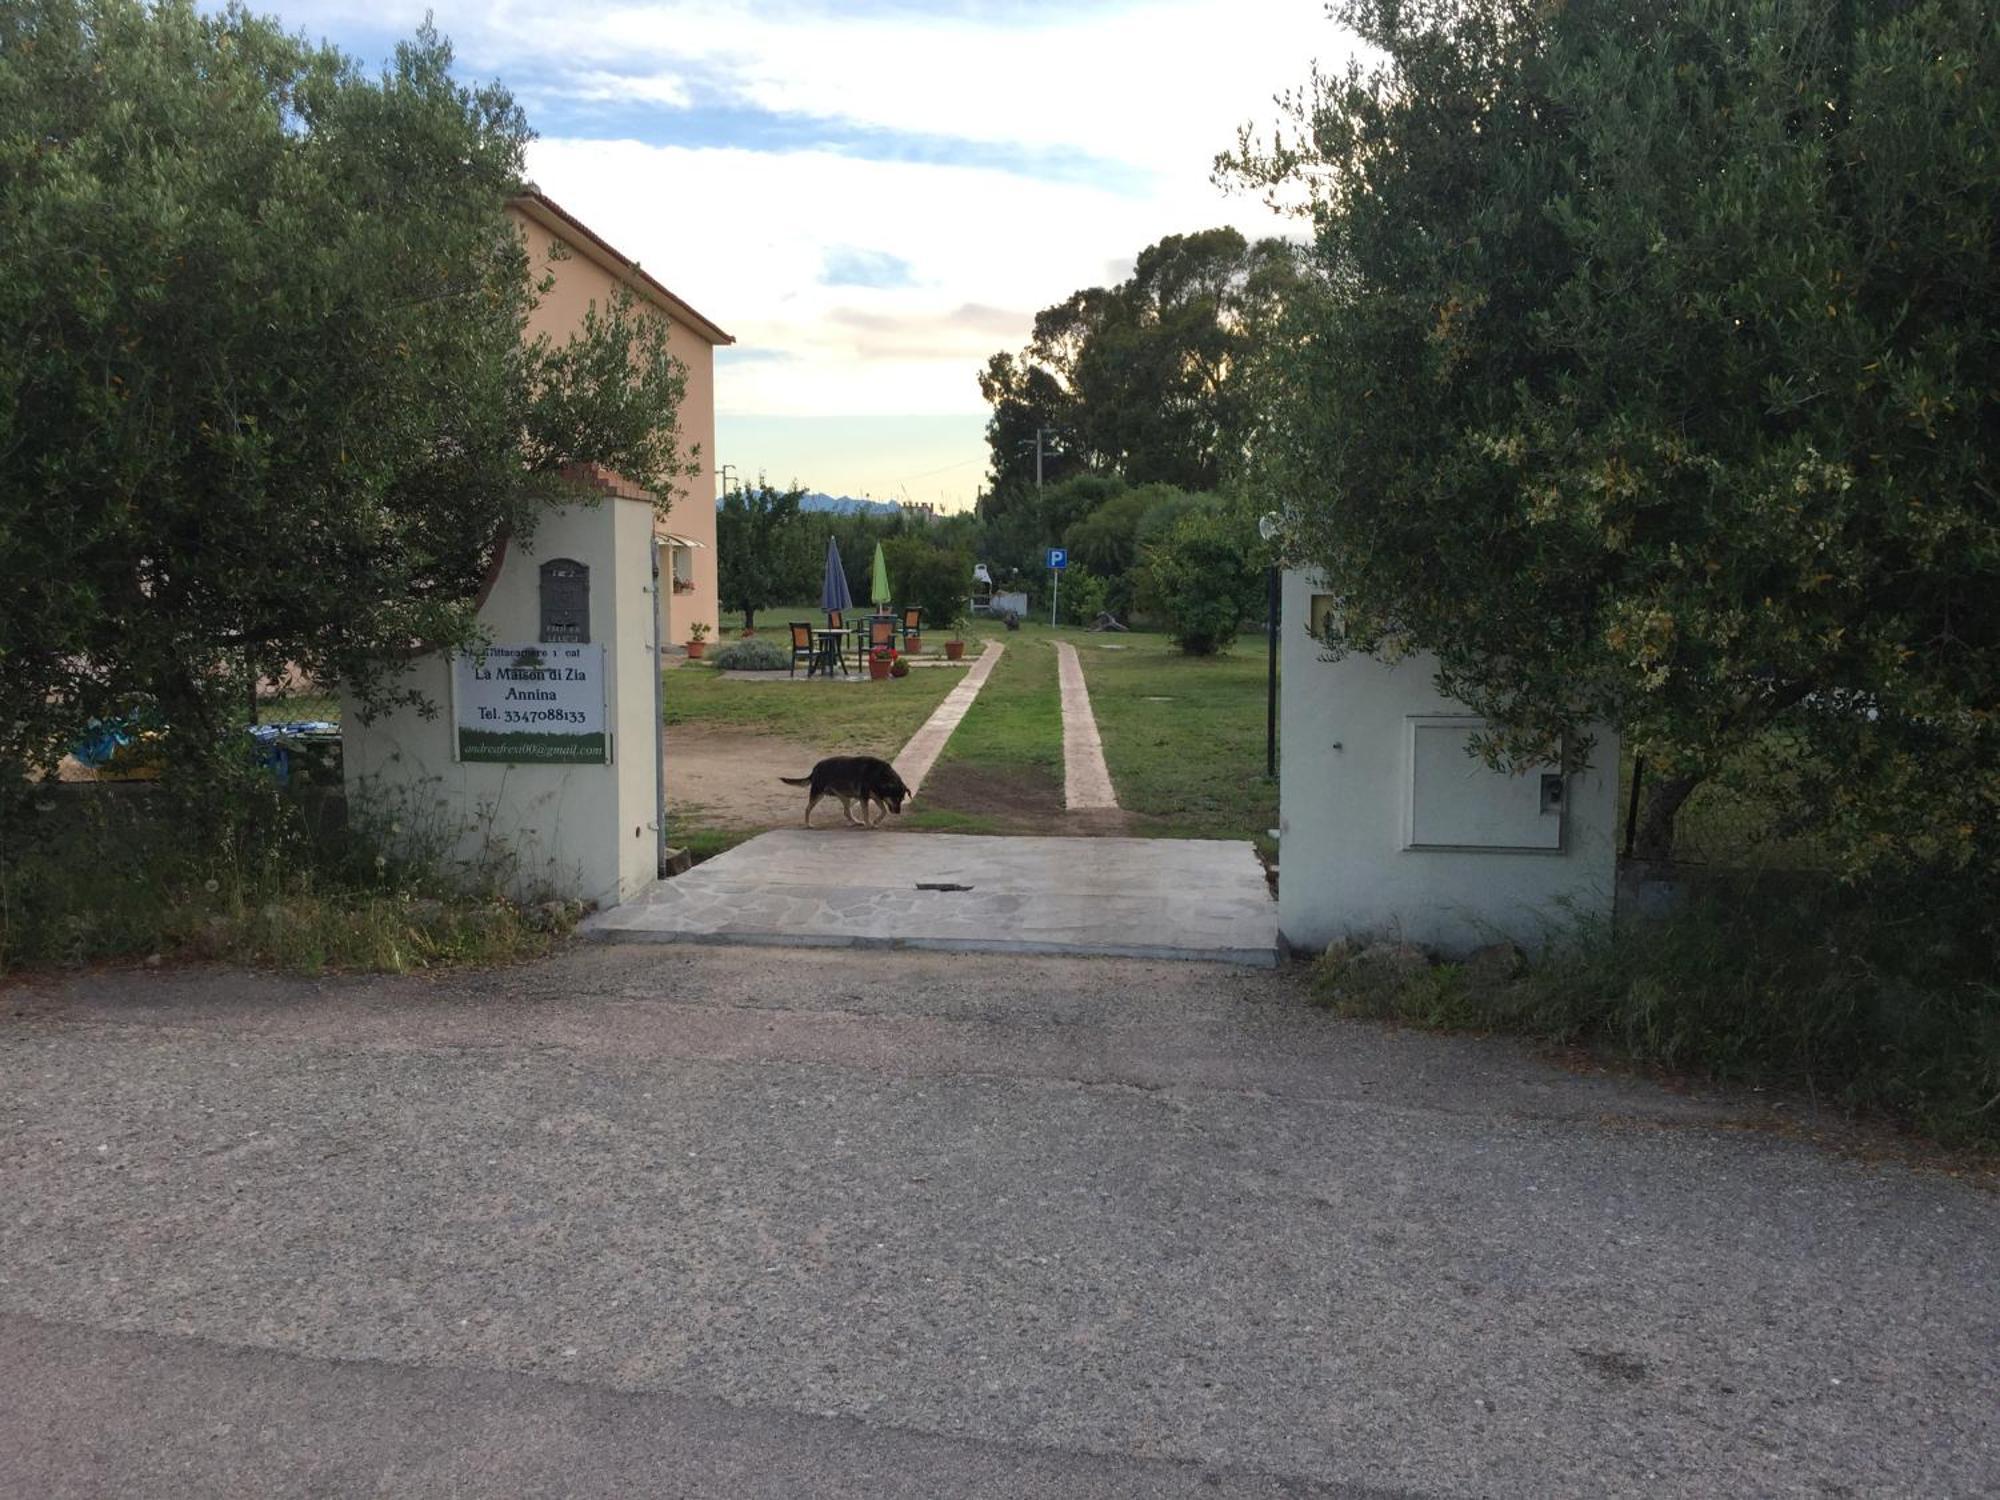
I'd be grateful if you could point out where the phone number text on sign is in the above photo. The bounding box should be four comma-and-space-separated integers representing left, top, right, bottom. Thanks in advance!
454, 644, 608, 764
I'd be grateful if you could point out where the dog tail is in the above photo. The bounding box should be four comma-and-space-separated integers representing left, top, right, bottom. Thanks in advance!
779, 774, 813, 785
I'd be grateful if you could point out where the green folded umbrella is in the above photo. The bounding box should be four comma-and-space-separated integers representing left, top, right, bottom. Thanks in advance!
870, 542, 893, 610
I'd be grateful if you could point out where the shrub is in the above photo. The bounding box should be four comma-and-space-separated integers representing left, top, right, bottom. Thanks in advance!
707, 637, 789, 671
0, 765, 570, 975
1054, 563, 1108, 626
1139, 508, 1263, 654
882, 537, 972, 633
1315, 871, 2000, 1147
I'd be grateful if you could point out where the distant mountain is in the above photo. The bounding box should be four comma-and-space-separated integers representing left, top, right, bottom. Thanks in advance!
798, 491, 906, 516
716, 490, 903, 517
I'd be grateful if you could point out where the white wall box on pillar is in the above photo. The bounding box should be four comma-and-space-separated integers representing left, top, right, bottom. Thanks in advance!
342, 485, 661, 910
1405, 716, 1565, 852
1277, 570, 1618, 955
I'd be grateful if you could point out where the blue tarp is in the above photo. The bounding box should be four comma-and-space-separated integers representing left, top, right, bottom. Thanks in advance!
70, 715, 338, 784
70, 722, 133, 770
246, 721, 339, 786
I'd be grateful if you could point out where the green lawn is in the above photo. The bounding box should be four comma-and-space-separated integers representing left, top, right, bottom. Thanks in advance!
664, 654, 964, 758
903, 619, 1277, 844
258, 691, 341, 724
901, 622, 1064, 834
270, 614, 1279, 846
932, 625, 1062, 777
1075, 629, 1277, 841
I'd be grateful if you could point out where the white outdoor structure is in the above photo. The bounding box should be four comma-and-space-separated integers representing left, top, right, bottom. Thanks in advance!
1278, 570, 1619, 954
342, 482, 661, 908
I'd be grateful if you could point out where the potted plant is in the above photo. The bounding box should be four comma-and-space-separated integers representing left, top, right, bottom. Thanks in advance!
890, 656, 911, 679
944, 615, 967, 662
685, 621, 711, 660
868, 645, 894, 681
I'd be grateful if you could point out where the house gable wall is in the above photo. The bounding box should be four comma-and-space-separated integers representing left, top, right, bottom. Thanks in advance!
508, 203, 719, 640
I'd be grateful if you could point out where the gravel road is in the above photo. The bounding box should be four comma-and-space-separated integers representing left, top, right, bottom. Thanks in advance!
2, 945, 1993, 1497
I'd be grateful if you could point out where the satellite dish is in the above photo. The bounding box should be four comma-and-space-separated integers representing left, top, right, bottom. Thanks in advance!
1258, 512, 1283, 542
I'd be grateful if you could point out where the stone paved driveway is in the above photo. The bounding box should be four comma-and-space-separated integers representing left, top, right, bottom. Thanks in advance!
586, 830, 1280, 964
2, 945, 1994, 1498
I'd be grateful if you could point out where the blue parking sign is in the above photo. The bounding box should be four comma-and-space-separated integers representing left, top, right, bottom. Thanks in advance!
1047, 548, 1068, 570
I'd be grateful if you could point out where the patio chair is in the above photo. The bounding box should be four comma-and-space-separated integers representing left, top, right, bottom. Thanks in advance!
826, 609, 844, 631
788, 622, 814, 678
863, 615, 897, 670
900, 606, 922, 652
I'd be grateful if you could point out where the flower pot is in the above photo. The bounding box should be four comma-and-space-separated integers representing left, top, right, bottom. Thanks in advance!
685, 640, 707, 659
905, 633, 921, 655
944, 640, 965, 661
868, 650, 892, 681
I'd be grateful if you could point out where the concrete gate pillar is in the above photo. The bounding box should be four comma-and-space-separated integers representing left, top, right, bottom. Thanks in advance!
342, 476, 661, 908
1277, 570, 1619, 954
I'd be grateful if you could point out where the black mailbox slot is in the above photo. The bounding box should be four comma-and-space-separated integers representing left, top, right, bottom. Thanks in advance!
539, 559, 589, 644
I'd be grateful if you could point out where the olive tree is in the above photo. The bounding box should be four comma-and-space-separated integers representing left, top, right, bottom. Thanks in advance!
1224, 0, 1998, 871
0, 1, 693, 774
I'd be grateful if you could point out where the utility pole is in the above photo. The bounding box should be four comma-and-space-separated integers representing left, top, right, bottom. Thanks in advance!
717, 463, 737, 501
1016, 427, 1058, 492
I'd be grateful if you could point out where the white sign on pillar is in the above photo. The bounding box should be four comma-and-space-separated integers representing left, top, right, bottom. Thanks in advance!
453, 644, 608, 764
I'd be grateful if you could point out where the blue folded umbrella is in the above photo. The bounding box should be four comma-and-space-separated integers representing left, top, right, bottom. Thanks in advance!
821, 536, 854, 616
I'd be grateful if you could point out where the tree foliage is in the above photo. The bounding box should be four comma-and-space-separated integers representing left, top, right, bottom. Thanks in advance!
1224, 0, 1999, 870
971, 474, 1122, 590
0, 0, 692, 770
978, 229, 1303, 494
715, 480, 808, 630
1061, 484, 1193, 619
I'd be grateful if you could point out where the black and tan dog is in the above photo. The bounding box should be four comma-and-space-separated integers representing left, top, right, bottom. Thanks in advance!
780, 756, 912, 829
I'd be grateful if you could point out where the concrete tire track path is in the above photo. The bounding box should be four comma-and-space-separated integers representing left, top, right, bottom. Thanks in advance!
1053, 640, 1117, 811
890, 639, 1003, 796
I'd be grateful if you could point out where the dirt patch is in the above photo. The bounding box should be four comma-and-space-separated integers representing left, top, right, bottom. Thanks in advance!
916, 762, 1062, 828
915, 762, 1132, 836
666, 727, 827, 831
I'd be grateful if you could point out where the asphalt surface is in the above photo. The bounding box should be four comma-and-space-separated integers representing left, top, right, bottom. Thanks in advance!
1, 945, 1994, 1498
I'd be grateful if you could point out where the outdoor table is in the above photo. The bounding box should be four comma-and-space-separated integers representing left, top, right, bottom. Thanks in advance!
810, 628, 848, 678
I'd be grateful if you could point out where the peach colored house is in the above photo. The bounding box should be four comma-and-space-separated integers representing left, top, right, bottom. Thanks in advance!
509, 190, 731, 640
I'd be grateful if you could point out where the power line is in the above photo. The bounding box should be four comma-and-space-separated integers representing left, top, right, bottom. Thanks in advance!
895, 453, 986, 484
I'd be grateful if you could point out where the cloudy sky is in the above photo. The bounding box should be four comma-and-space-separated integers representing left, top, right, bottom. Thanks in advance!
284, 1, 1354, 509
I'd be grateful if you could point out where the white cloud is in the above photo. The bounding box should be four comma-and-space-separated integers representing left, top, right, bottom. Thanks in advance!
307, 0, 1349, 173
287, 0, 1358, 500
525, 130, 1299, 418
